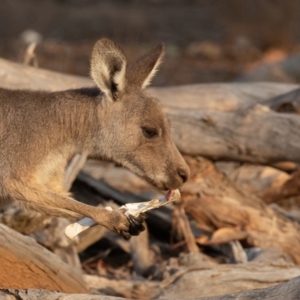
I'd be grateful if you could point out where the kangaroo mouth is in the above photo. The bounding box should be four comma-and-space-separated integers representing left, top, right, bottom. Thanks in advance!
165, 189, 175, 200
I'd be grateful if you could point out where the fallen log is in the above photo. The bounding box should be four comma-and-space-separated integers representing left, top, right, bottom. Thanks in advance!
82, 159, 154, 193
3, 274, 300, 300
262, 169, 300, 204
201, 275, 300, 300
181, 156, 300, 264
0, 57, 93, 91
167, 107, 300, 164
160, 268, 300, 299
266, 86, 300, 112
0, 224, 89, 293
215, 162, 291, 197
85, 254, 300, 299
0, 289, 125, 300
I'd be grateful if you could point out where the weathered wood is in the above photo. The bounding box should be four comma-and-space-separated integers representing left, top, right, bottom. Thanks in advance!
0, 289, 125, 300
150, 82, 299, 111
181, 157, 300, 264
167, 107, 300, 164
267, 87, 300, 112
200, 275, 300, 300
82, 159, 154, 193
262, 169, 300, 204
215, 162, 291, 198
75, 222, 107, 253
0, 57, 93, 91
129, 224, 157, 277
2, 262, 300, 299
160, 267, 300, 299
0, 224, 89, 293
84, 258, 300, 300
171, 202, 199, 253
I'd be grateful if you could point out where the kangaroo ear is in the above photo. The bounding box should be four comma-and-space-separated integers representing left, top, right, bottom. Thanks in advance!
127, 43, 164, 89
90, 38, 127, 101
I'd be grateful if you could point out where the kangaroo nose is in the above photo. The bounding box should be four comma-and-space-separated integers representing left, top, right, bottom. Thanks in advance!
178, 168, 189, 183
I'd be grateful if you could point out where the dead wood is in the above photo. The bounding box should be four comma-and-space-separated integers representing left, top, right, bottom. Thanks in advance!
0, 289, 125, 300
84, 275, 159, 299
75, 223, 107, 253
149, 82, 299, 111
215, 162, 291, 198
200, 275, 300, 300
3, 274, 300, 300
181, 156, 300, 264
129, 223, 157, 277
167, 107, 300, 164
216, 241, 248, 264
0, 224, 89, 293
85, 257, 300, 299
267, 86, 300, 113
262, 169, 300, 203
160, 266, 300, 299
0, 204, 82, 268
0, 57, 93, 91
171, 202, 199, 253
82, 160, 154, 193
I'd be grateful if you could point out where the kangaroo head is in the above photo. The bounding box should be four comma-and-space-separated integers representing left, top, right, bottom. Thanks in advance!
90, 38, 189, 190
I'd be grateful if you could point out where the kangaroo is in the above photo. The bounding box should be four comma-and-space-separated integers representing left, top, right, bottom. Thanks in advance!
0, 38, 190, 239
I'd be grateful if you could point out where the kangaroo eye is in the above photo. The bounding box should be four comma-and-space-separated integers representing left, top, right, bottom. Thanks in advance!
142, 127, 158, 138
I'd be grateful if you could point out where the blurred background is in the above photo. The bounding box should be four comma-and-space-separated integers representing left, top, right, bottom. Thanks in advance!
1, 0, 300, 86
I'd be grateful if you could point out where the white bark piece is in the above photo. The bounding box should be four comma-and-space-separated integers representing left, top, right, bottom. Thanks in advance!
65, 189, 181, 239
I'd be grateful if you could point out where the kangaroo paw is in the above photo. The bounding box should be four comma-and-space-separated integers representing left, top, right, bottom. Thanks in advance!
127, 213, 145, 236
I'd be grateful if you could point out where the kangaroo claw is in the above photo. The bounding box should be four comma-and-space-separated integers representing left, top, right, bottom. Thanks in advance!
127, 214, 145, 236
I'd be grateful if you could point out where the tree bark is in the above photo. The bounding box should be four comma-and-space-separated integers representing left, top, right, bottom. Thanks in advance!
0, 224, 89, 293
167, 107, 300, 163
181, 156, 300, 264
160, 267, 300, 300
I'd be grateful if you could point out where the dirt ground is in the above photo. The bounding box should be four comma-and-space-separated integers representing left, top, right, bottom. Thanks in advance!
1, 0, 300, 86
